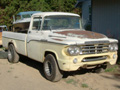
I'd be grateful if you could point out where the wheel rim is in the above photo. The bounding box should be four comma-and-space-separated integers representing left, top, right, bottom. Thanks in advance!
45, 61, 52, 76
8, 47, 12, 60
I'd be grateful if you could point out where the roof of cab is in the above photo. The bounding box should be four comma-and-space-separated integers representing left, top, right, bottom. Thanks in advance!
17, 11, 41, 15
32, 12, 80, 17
0, 25, 7, 28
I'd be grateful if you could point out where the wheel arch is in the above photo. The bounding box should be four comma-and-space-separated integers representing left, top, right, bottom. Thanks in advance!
44, 50, 58, 61
44, 50, 60, 69
8, 41, 17, 52
8, 42, 13, 46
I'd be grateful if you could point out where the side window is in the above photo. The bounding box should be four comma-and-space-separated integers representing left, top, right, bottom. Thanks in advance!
32, 17, 42, 30
15, 15, 21, 21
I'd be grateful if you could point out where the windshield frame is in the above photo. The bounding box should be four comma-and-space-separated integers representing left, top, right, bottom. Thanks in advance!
41, 15, 82, 31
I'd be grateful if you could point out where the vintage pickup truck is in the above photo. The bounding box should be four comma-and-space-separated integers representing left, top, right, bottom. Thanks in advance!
2, 12, 118, 82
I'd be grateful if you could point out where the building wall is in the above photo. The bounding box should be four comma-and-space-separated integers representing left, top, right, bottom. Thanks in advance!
82, 0, 91, 29
92, 0, 120, 39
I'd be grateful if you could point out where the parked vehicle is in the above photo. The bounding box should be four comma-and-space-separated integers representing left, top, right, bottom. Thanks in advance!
2, 12, 118, 82
0, 25, 7, 45
13, 11, 41, 32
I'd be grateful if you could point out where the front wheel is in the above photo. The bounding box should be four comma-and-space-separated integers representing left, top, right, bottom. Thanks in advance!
93, 68, 104, 73
8, 44, 19, 63
43, 54, 63, 82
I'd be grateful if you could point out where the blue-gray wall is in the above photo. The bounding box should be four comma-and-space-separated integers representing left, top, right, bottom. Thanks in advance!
82, 0, 91, 29
92, 0, 120, 39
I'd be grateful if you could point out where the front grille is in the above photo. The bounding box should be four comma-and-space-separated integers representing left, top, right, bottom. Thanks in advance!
80, 44, 109, 55
82, 56, 107, 62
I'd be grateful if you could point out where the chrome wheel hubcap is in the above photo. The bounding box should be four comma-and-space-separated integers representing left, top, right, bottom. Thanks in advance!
8, 49, 12, 60
45, 61, 52, 76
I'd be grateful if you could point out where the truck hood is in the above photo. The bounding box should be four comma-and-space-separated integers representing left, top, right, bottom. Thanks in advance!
47, 30, 109, 45
53, 30, 107, 39
49, 30, 107, 39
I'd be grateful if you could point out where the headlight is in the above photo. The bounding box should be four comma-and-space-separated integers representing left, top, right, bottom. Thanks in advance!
67, 46, 80, 56
109, 43, 118, 51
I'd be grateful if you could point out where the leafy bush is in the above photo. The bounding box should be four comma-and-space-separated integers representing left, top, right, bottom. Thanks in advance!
0, 0, 81, 28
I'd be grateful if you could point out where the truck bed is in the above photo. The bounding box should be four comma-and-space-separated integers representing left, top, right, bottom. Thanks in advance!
15, 29, 28, 33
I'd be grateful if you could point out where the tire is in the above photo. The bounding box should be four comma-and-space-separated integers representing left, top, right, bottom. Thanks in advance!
44, 54, 63, 82
93, 64, 107, 73
8, 44, 19, 63
93, 67, 104, 73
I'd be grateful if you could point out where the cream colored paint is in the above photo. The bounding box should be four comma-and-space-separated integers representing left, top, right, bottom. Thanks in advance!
27, 41, 42, 61
2, 36, 118, 71
2, 12, 118, 72
58, 52, 118, 71
39, 42, 118, 71
2, 37, 26, 55
26, 40, 118, 71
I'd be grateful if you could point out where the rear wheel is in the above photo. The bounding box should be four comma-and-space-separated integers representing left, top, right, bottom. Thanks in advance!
44, 54, 63, 82
8, 44, 19, 63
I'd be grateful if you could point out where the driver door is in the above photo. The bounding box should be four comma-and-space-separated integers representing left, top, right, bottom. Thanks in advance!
27, 16, 43, 61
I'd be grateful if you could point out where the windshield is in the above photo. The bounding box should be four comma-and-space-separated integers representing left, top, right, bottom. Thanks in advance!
22, 14, 31, 18
43, 16, 80, 30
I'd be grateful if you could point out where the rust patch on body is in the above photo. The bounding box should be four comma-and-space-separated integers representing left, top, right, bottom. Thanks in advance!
54, 30, 106, 39
52, 38, 63, 41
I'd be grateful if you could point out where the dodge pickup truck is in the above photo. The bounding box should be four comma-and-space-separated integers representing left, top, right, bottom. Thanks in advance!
2, 12, 118, 82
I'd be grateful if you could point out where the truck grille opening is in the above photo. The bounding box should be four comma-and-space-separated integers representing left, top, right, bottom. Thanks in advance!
82, 56, 107, 62
80, 44, 109, 55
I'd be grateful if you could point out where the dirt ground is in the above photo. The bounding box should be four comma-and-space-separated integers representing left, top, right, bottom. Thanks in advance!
0, 50, 120, 90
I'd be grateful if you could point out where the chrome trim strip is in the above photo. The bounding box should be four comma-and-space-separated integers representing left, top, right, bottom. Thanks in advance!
49, 35, 66, 38
82, 51, 108, 55
27, 39, 68, 45
82, 56, 107, 62
85, 41, 110, 45
82, 48, 109, 51
2, 36, 25, 41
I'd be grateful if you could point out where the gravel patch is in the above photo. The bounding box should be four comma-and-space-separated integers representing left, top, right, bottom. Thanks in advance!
0, 50, 7, 59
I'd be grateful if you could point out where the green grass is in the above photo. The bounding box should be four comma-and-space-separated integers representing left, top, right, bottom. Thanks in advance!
65, 78, 79, 86
81, 83, 89, 88
105, 65, 118, 73
65, 79, 74, 84
7, 70, 11, 73
10, 67, 14, 69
